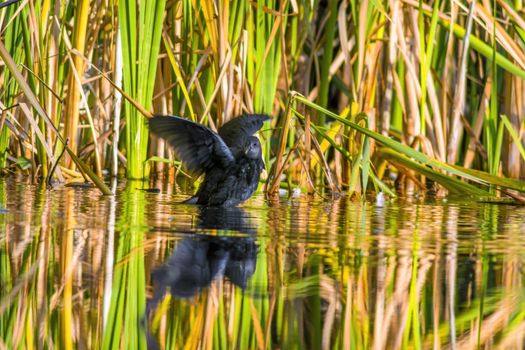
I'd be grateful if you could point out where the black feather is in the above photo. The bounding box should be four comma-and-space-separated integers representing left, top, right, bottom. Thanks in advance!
149, 116, 234, 175
218, 114, 270, 148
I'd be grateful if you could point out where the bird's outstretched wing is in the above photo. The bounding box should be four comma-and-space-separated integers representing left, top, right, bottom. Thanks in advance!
218, 114, 270, 148
149, 115, 234, 174
0, 0, 21, 10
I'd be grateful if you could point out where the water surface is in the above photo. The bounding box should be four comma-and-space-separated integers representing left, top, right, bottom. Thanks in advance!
1, 178, 524, 349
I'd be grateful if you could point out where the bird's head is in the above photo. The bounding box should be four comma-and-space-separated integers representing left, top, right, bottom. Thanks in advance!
244, 136, 262, 159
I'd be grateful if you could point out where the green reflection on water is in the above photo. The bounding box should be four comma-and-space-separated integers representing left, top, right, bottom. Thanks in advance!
0, 179, 524, 349
103, 183, 147, 350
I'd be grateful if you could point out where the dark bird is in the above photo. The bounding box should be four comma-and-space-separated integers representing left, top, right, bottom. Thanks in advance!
149, 114, 269, 206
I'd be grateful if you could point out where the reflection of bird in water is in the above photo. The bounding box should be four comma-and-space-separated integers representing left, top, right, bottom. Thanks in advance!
150, 234, 257, 299
147, 207, 258, 313
149, 114, 269, 206
197, 206, 257, 235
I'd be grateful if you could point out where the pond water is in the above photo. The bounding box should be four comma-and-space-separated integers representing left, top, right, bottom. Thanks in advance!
1, 177, 524, 349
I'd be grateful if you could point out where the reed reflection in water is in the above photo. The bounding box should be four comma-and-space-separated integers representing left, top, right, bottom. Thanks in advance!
0, 178, 524, 349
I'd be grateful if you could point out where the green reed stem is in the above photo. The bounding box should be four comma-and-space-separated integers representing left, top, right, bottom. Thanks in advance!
119, 0, 166, 179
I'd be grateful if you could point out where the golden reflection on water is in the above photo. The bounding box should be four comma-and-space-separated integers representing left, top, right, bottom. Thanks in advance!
0, 178, 524, 349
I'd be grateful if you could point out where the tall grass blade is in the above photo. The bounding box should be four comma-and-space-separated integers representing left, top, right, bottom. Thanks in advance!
0, 39, 111, 194
119, 0, 166, 179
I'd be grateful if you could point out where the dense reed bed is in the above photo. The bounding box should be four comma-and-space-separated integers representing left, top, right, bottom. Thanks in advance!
0, 0, 524, 199
2, 2, 525, 349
